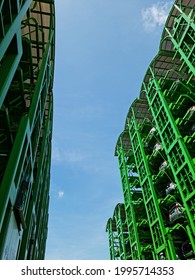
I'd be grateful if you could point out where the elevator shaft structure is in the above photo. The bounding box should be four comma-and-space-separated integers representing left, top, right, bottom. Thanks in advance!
106, 0, 195, 260
0, 0, 55, 259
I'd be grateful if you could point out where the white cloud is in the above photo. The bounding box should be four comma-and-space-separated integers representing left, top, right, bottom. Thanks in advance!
58, 191, 64, 199
52, 145, 90, 165
142, 2, 173, 32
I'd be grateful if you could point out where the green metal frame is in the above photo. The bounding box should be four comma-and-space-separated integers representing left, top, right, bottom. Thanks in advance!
106, 0, 195, 260
106, 218, 120, 260
0, 0, 55, 259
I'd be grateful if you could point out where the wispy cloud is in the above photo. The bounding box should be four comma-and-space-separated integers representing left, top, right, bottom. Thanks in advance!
58, 191, 64, 199
52, 145, 90, 165
141, 2, 172, 32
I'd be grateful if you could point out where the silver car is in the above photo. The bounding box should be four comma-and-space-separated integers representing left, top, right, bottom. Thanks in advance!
159, 161, 168, 171
149, 127, 156, 135
166, 182, 176, 195
169, 202, 184, 223
153, 142, 162, 152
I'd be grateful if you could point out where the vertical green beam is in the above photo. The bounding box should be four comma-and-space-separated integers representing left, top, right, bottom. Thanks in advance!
28, 30, 54, 130
106, 218, 117, 260
146, 71, 195, 239
0, 116, 30, 230
117, 140, 142, 259
35, 170, 50, 259
32, 96, 52, 206
19, 97, 52, 259
18, 199, 34, 259
149, 70, 195, 177
0, 30, 23, 107
0, 31, 54, 233
114, 204, 129, 260
128, 108, 177, 259
0, 0, 32, 107
114, 206, 123, 259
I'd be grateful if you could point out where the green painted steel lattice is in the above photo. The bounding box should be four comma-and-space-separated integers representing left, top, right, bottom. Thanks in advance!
106, 0, 195, 260
0, 0, 55, 260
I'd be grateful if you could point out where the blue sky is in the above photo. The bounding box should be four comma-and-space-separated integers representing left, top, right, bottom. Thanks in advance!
45, 0, 174, 260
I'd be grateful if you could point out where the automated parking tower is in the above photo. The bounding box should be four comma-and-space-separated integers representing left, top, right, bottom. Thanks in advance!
106, 0, 195, 260
0, 0, 55, 259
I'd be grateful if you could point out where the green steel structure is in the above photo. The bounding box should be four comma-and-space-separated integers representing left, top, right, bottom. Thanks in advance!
0, 0, 55, 259
106, 0, 195, 260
